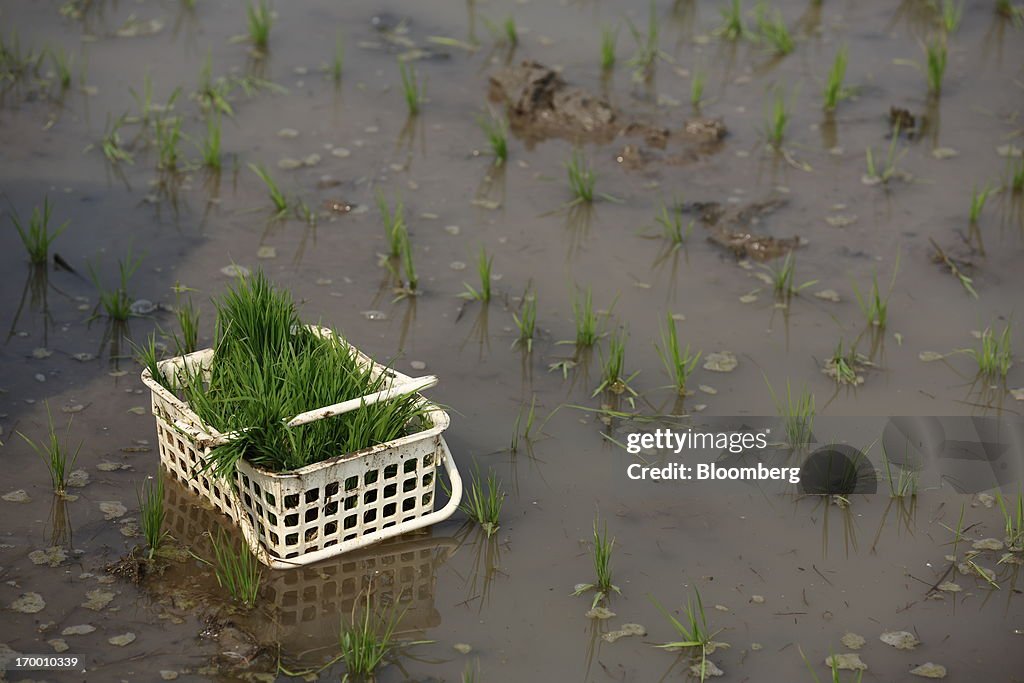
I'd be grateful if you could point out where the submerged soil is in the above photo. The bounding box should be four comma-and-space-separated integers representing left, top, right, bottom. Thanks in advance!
1, 1, 1023, 681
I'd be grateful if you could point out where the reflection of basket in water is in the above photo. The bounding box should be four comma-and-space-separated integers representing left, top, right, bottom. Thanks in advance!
163, 475, 456, 653
142, 326, 463, 569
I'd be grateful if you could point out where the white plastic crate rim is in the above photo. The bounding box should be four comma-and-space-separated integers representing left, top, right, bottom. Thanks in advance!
141, 327, 462, 569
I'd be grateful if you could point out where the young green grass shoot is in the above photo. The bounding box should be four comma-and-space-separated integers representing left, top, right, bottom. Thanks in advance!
460, 246, 493, 302
200, 114, 222, 170
245, 0, 273, 51
864, 126, 906, 185
852, 253, 899, 329
994, 490, 1023, 547
941, 0, 964, 32
963, 325, 1012, 380
600, 25, 617, 71
691, 69, 706, 108
925, 39, 947, 96
653, 201, 693, 247
513, 291, 537, 352
626, 1, 665, 81
822, 45, 849, 110
568, 286, 602, 349
717, 0, 747, 40
460, 465, 505, 536
10, 196, 68, 265
210, 529, 261, 608
331, 33, 344, 83
248, 163, 288, 214
89, 248, 143, 321
755, 2, 794, 55
102, 114, 134, 165
656, 313, 701, 396
765, 87, 789, 147
572, 515, 620, 608
138, 471, 168, 560
651, 589, 724, 683
338, 599, 405, 681
376, 191, 406, 260
766, 378, 815, 448
478, 113, 508, 164
763, 251, 817, 300
399, 60, 424, 116
17, 403, 81, 496
593, 329, 639, 397
969, 184, 995, 224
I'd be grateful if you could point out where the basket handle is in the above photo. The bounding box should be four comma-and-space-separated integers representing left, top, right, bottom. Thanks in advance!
199, 374, 438, 448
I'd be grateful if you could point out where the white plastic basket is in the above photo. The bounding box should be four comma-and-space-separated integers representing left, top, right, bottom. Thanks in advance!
141, 327, 463, 569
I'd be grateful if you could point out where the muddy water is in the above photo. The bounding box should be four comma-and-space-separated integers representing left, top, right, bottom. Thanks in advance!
1, 0, 1023, 681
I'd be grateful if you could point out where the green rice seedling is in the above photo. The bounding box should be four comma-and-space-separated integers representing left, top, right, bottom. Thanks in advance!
763, 251, 817, 299
331, 33, 344, 83
196, 54, 234, 116
822, 45, 849, 110
154, 116, 183, 171
338, 599, 405, 680
600, 25, 617, 71
925, 39, 947, 96
129, 72, 155, 127
10, 197, 68, 265
996, 0, 1024, 25
941, 0, 964, 32
173, 294, 200, 355
570, 286, 601, 348
460, 247, 493, 302
503, 16, 518, 46
799, 646, 863, 683
826, 340, 859, 385
200, 114, 222, 170
398, 60, 424, 116
513, 292, 537, 352
138, 471, 168, 560
1008, 159, 1024, 194
460, 465, 504, 536
656, 313, 701, 396
572, 516, 621, 608
765, 87, 789, 147
245, 0, 273, 51
968, 184, 995, 224
0, 29, 45, 83
210, 529, 261, 608
691, 69, 706, 108
48, 46, 73, 90
135, 333, 167, 389
89, 249, 143, 321
994, 490, 1023, 547
510, 395, 537, 452
375, 191, 406, 260
17, 403, 81, 496
717, 0, 746, 40
626, 1, 663, 80
398, 228, 418, 293
102, 114, 134, 165
852, 252, 899, 329
248, 163, 288, 214
766, 378, 815, 448
593, 329, 639, 397
881, 447, 918, 498
964, 325, 1012, 379
478, 113, 508, 164
863, 126, 905, 185
566, 150, 596, 203
653, 201, 693, 246
755, 2, 794, 55
651, 589, 723, 683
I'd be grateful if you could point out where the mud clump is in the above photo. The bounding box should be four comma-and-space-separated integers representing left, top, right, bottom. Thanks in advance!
488, 61, 726, 165
679, 198, 801, 261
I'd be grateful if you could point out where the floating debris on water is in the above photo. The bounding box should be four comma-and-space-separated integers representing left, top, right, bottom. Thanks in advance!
9, 592, 46, 613
108, 633, 136, 647
815, 289, 841, 302
704, 351, 738, 373
453, 643, 472, 654
3, 490, 31, 503
220, 265, 251, 278
29, 547, 68, 567
910, 662, 947, 678
130, 299, 157, 315
62, 625, 96, 636
841, 633, 866, 650
585, 606, 615, 619
99, 501, 127, 520
825, 653, 867, 671
880, 631, 920, 650
690, 659, 724, 678
972, 538, 1004, 551
82, 589, 115, 611
361, 310, 388, 321
601, 623, 646, 643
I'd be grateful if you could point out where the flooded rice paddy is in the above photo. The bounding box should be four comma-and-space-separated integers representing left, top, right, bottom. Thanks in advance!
1, 0, 1023, 681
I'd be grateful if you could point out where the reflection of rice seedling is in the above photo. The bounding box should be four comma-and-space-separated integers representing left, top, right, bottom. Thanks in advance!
600, 25, 617, 71
822, 46, 849, 110
763, 252, 817, 299
375, 191, 406, 260
651, 589, 723, 683
331, 33, 343, 83
17, 403, 81, 496
478, 113, 508, 164
138, 471, 168, 560
10, 197, 68, 265
338, 597, 405, 680
864, 126, 905, 185
963, 325, 1012, 379
994, 490, 1023, 547
968, 184, 995, 224
852, 252, 899, 329
653, 201, 693, 246
755, 2, 794, 55
460, 247, 493, 302
102, 114, 134, 165
882, 446, 918, 498
572, 515, 620, 608
399, 60, 424, 116
941, 0, 964, 32
717, 0, 746, 40
89, 248, 143, 321
925, 39, 947, 96
245, 0, 273, 51
512, 292, 537, 352
460, 465, 504, 536
656, 313, 701, 396
210, 529, 261, 608
200, 114, 221, 170
765, 87, 789, 147
691, 69, 705, 107
766, 378, 815, 448
248, 163, 288, 214
593, 329, 639, 397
